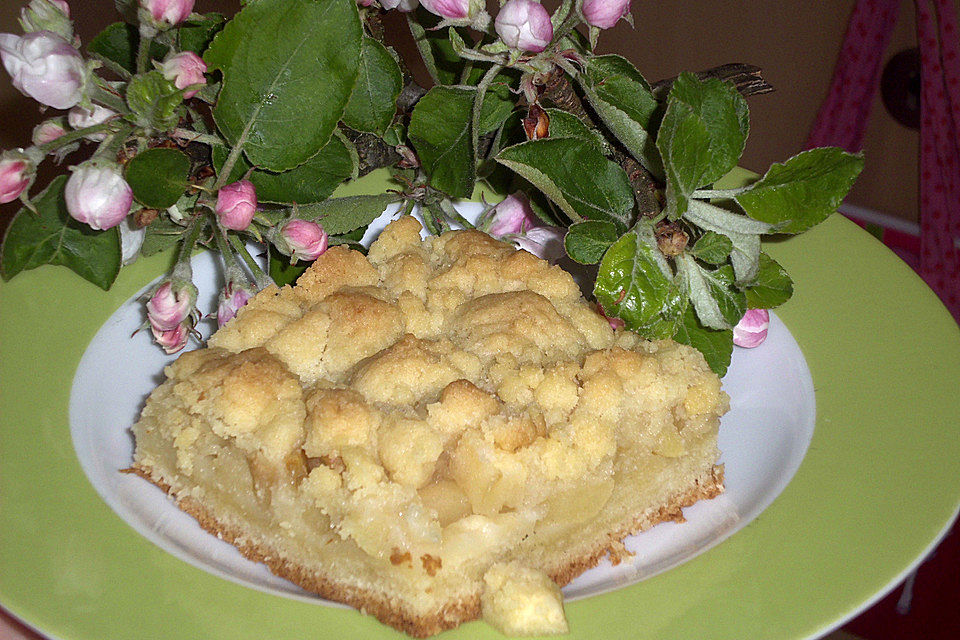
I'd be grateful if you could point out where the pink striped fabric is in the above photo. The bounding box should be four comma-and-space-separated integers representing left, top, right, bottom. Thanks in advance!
807, 0, 960, 321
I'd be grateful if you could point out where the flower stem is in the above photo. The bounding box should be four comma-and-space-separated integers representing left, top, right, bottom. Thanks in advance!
438, 198, 475, 229
691, 187, 749, 199
551, 0, 574, 31
227, 233, 273, 289
407, 14, 441, 85
91, 122, 135, 162
552, 1, 587, 44
136, 33, 154, 75
171, 128, 226, 146
37, 122, 117, 153
472, 63, 503, 163
91, 81, 127, 113
172, 213, 207, 282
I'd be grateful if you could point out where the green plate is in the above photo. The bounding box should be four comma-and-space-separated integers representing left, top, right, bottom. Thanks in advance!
2, 169, 959, 639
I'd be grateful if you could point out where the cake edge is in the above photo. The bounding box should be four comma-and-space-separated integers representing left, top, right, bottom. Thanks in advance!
127, 463, 724, 637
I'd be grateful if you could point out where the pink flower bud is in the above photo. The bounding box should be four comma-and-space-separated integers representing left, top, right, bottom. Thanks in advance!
420, 0, 471, 20
146, 279, 197, 332
215, 180, 257, 231
160, 51, 207, 99
733, 308, 770, 348
581, 0, 631, 30
380, 0, 420, 10
512, 225, 566, 262
142, 0, 195, 27
67, 104, 116, 141
32, 118, 67, 145
495, 0, 553, 53
356, 0, 376, 6
483, 192, 540, 237
0, 152, 34, 204
280, 219, 328, 262
217, 281, 253, 327
0, 31, 85, 109
64, 164, 133, 230
150, 319, 190, 354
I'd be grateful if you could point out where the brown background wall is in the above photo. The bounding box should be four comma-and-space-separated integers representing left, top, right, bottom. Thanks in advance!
0, 1, 932, 223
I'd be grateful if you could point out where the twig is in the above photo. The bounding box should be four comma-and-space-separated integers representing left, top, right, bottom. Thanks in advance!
651, 63, 775, 99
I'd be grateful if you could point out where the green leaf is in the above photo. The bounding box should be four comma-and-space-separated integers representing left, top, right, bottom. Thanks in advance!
735, 147, 865, 234
410, 10, 466, 85
214, 135, 355, 205
140, 218, 186, 257
657, 73, 749, 218
563, 220, 619, 265
295, 194, 401, 235
343, 37, 403, 136
408, 85, 475, 198
125, 71, 183, 131
205, 0, 362, 172
689, 231, 733, 264
125, 148, 192, 209
579, 54, 663, 176
496, 137, 635, 231
677, 254, 746, 330
673, 306, 733, 376
745, 252, 794, 309
0, 176, 121, 290
543, 108, 608, 154
476, 74, 516, 136
178, 13, 226, 55
683, 199, 770, 284
87, 22, 168, 73
594, 224, 681, 337
269, 247, 310, 286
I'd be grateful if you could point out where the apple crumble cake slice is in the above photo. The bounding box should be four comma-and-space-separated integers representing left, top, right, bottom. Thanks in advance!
131, 215, 727, 637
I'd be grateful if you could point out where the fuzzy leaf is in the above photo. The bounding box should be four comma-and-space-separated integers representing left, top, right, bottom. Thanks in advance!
0, 176, 121, 290
594, 224, 681, 337
684, 199, 771, 284
580, 54, 662, 175
269, 248, 310, 286
544, 108, 608, 154
125, 148, 192, 209
563, 220, 619, 265
408, 85, 475, 198
125, 71, 183, 130
214, 134, 355, 205
745, 252, 794, 309
673, 306, 733, 376
496, 137, 635, 231
205, 0, 362, 172
295, 194, 401, 235
677, 254, 746, 330
343, 37, 402, 136
476, 75, 516, 135
177, 13, 226, 55
140, 218, 186, 257
736, 147, 865, 234
689, 231, 733, 264
657, 73, 749, 218
87, 22, 168, 73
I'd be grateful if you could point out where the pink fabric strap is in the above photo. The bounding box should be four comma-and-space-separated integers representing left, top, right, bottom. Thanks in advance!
916, 0, 960, 318
806, 0, 901, 151
807, 0, 960, 320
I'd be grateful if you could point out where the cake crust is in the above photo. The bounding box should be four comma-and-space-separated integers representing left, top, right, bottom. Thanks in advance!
129, 463, 723, 637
